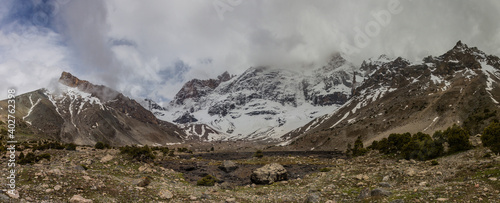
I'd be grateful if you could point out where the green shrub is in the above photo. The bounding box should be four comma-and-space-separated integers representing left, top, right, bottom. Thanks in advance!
352, 136, 368, 157
197, 175, 218, 186
159, 147, 170, 156
177, 147, 191, 153
482, 121, 500, 154
401, 133, 443, 161
33, 141, 65, 151
65, 143, 77, 151
254, 150, 264, 158
0, 143, 6, 153
210, 146, 214, 152
370, 132, 443, 161
17, 152, 51, 165
95, 141, 110, 149
431, 160, 439, 166
39, 153, 51, 161
168, 150, 175, 157
119, 145, 156, 162
443, 124, 472, 153
319, 167, 331, 172
387, 133, 412, 154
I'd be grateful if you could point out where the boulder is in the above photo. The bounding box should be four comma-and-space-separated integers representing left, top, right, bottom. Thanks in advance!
5, 190, 19, 199
379, 182, 392, 188
250, 163, 288, 184
100, 154, 114, 163
159, 189, 173, 199
371, 188, 392, 197
69, 195, 93, 203
219, 160, 238, 173
135, 176, 152, 187
305, 193, 320, 203
357, 188, 371, 199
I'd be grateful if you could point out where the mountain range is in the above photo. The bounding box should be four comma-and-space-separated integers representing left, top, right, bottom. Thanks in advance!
1, 41, 498, 149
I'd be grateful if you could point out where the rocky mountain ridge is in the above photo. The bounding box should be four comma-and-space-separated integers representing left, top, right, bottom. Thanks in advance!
0, 72, 186, 146
279, 41, 500, 150
152, 53, 362, 141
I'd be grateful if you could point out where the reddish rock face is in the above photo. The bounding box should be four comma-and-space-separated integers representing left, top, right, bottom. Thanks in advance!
59, 72, 120, 102
59, 71, 88, 88
174, 71, 233, 105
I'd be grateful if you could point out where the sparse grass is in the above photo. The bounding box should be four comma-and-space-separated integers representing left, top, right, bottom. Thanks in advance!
197, 175, 218, 186
319, 167, 331, 172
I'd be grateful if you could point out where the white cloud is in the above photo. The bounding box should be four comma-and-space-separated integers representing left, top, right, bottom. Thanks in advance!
0, 23, 68, 97
1, 0, 500, 101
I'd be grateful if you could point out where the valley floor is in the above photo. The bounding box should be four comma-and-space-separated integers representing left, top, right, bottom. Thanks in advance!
1, 146, 500, 202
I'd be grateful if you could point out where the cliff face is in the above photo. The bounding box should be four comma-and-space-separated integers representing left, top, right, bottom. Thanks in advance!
173, 71, 233, 105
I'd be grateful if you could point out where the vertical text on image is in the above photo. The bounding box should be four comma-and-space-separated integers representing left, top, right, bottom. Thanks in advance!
6, 89, 17, 196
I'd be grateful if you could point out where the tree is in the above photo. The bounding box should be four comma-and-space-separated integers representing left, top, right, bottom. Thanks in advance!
482, 121, 500, 154
352, 136, 367, 157
387, 133, 411, 153
443, 124, 472, 153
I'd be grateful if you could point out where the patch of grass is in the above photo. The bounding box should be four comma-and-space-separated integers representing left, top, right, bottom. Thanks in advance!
319, 167, 331, 172
197, 175, 218, 186
119, 145, 155, 162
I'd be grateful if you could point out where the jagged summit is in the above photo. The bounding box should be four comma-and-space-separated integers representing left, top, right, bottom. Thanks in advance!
58, 72, 120, 102
173, 71, 234, 105
59, 71, 89, 88
453, 40, 466, 50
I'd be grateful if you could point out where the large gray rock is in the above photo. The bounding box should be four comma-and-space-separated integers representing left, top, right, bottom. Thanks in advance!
69, 195, 93, 203
159, 189, 173, 199
305, 193, 320, 203
250, 163, 288, 185
357, 188, 371, 200
219, 160, 238, 173
135, 176, 152, 187
371, 188, 392, 197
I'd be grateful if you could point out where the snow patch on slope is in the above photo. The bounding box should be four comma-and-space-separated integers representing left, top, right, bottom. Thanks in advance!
23, 94, 41, 122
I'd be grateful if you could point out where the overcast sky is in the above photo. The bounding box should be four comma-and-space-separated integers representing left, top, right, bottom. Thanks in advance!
1, 0, 500, 103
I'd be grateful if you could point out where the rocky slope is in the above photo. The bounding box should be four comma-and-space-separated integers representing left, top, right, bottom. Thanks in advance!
153, 54, 362, 141
280, 41, 500, 150
2, 143, 499, 202
0, 72, 186, 146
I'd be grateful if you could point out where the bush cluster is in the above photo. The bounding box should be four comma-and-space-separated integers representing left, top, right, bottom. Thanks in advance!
254, 150, 264, 158
177, 147, 193, 154
197, 175, 218, 186
369, 125, 472, 160
319, 167, 331, 172
95, 141, 111, 149
119, 145, 155, 162
32, 141, 65, 151
65, 143, 77, 151
151, 146, 170, 156
17, 152, 51, 165
482, 121, 500, 154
